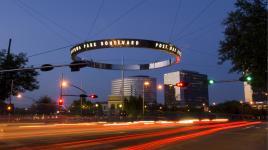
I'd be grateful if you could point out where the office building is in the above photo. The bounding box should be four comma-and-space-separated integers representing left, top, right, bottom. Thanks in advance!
164, 70, 209, 108
244, 83, 267, 110
108, 76, 157, 109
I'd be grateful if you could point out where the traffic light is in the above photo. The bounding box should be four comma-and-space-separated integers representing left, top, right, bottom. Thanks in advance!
6, 104, 14, 112
208, 79, 215, 85
80, 94, 87, 98
246, 76, 252, 82
58, 98, 64, 106
69, 61, 88, 72
40, 64, 54, 71
239, 75, 252, 83
175, 81, 188, 87
89, 94, 98, 99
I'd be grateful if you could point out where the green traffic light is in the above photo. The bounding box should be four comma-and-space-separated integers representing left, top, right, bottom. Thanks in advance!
246, 76, 252, 81
208, 80, 215, 84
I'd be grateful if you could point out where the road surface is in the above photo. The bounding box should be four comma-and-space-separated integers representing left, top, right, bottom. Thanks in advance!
0, 120, 266, 150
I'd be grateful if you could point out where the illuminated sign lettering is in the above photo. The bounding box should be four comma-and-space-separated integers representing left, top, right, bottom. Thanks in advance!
70, 38, 182, 70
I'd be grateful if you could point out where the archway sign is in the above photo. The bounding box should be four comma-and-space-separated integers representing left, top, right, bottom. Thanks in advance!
70, 38, 182, 70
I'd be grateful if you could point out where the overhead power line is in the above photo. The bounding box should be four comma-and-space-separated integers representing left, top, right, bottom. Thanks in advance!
92, 0, 149, 37
28, 44, 74, 58
25, 0, 149, 58
87, 0, 105, 40
16, 0, 83, 41
168, 0, 182, 42
174, 21, 218, 42
171, 0, 217, 42
14, 0, 71, 43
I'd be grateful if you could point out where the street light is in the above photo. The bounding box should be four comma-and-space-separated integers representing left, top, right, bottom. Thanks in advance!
143, 81, 150, 116
61, 80, 68, 87
157, 84, 163, 90
7, 105, 12, 111
212, 102, 216, 106
144, 81, 150, 86
16, 93, 22, 98
60, 79, 88, 116
16, 93, 36, 102
95, 103, 99, 107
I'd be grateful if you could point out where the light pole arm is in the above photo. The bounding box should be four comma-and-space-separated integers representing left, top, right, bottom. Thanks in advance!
69, 83, 87, 94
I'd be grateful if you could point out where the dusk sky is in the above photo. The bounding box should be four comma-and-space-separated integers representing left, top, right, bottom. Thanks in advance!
0, 0, 245, 107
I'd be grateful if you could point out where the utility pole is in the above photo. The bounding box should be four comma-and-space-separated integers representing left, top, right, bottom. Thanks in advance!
7, 38, 12, 56
59, 73, 63, 112
142, 84, 145, 116
121, 57, 124, 105
80, 81, 83, 116
7, 39, 12, 122
9, 80, 13, 105
7, 39, 12, 101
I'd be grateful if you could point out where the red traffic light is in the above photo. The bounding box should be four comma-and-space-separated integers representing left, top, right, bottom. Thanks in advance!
58, 98, 64, 106
175, 81, 188, 87
89, 94, 98, 99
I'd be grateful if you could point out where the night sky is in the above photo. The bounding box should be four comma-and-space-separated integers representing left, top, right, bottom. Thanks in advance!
0, 0, 244, 107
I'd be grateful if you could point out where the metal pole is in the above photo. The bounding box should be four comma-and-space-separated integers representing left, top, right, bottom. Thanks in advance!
7, 39, 12, 122
60, 74, 63, 112
143, 84, 144, 116
80, 81, 83, 116
10, 80, 13, 104
121, 57, 124, 102
80, 96, 82, 116
60, 74, 63, 98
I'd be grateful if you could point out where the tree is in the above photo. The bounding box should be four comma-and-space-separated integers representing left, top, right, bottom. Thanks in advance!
211, 100, 253, 114
124, 96, 143, 118
219, 0, 267, 91
31, 96, 57, 115
69, 98, 93, 116
0, 49, 39, 102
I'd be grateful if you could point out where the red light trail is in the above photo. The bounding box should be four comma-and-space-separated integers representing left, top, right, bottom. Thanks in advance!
26, 121, 250, 150
119, 121, 261, 150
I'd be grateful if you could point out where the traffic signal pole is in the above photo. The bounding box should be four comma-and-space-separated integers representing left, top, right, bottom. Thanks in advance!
80, 81, 83, 116
212, 79, 241, 83
59, 74, 63, 112
9, 80, 13, 105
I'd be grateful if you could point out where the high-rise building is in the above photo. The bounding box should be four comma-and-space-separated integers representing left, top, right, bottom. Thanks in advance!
243, 83, 267, 110
164, 70, 209, 108
108, 76, 157, 109
244, 82, 253, 103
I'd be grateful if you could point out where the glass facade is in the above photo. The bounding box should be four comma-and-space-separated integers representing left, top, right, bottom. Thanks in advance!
110, 76, 157, 105
164, 70, 209, 108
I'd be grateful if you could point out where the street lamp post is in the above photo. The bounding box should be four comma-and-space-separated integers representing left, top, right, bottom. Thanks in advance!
143, 81, 150, 116
61, 79, 88, 116
9, 80, 14, 105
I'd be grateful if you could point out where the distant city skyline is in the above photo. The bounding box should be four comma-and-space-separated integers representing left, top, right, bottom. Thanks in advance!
0, 0, 244, 107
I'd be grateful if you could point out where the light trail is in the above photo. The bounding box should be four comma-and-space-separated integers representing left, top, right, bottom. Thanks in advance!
2, 119, 230, 140
119, 121, 261, 150
25, 122, 246, 150
3, 121, 182, 140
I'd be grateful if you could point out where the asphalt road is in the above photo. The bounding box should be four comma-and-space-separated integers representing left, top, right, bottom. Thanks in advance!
0, 121, 266, 150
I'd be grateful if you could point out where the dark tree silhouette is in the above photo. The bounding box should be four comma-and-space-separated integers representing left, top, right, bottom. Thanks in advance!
219, 0, 267, 91
31, 96, 56, 115
0, 49, 39, 102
